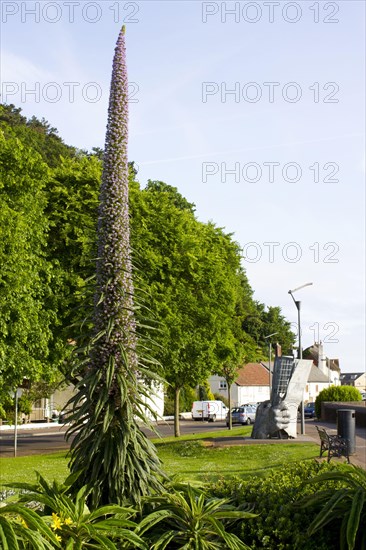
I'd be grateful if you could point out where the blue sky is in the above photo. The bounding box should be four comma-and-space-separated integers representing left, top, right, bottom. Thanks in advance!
1, 1, 365, 372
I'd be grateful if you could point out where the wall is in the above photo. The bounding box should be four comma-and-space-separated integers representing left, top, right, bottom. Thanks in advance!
321, 401, 366, 428
209, 375, 239, 404
237, 385, 270, 405
304, 381, 329, 403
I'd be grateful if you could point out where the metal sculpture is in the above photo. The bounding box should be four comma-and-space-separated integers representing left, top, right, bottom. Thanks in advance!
252, 357, 313, 439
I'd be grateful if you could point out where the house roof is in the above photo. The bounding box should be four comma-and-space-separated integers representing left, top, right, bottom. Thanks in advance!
308, 365, 330, 383
304, 344, 340, 372
261, 361, 330, 384
235, 363, 270, 386
340, 373, 365, 383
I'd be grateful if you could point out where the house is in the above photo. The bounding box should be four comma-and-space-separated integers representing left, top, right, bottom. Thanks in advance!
210, 347, 341, 407
209, 363, 270, 406
27, 382, 165, 423
303, 365, 330, 403
303, 342, 341, 386
340, 372, 366, 392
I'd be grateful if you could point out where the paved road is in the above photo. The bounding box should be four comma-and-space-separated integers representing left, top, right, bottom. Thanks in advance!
0, 426, 71, 457
0, 420, 230, 457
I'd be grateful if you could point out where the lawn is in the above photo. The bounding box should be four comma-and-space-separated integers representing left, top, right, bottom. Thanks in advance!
0, 429, 320, 491
155, 440, 320, 481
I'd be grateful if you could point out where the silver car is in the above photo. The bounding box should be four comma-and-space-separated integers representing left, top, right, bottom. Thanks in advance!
226, 405, 257, 426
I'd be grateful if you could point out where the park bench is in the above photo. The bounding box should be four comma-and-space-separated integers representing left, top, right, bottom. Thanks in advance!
315, 425, 350, 463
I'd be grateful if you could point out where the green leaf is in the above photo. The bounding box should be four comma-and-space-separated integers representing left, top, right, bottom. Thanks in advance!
346, 488, 365, 550
0, 518, 17, 550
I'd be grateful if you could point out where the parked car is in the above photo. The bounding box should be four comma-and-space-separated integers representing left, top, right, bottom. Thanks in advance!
226, 405, 257, 426
304, 402, 316, 418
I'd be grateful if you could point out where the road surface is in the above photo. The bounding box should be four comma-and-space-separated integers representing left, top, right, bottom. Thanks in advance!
0, 419, 230, 457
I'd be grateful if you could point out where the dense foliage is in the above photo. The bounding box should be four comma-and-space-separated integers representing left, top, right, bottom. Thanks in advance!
315, 385, 362, 418
0, 99, 295, 413
299, 466, 366, 550
0, 103, 77, 167
0, 132, 59, 396
1, 473, 147, 549
209, 460, 346, 550
2, 461, 359, 549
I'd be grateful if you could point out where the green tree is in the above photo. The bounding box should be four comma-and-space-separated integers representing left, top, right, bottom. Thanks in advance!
44, 155, 101, 358
260, 305, 295, 355
0, 132, 60, 400
0, 103, 77, 167
130, 182, 245, 436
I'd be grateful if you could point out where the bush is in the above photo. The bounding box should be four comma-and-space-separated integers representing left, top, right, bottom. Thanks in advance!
213, 393, 229, 407
208, 460, 348, 550
315, 385, 361, 418
197, 380, 215, 401
163, 386, 197, 416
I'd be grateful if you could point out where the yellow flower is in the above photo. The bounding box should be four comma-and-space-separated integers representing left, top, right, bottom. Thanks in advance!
15, 516, 28, 529
51, 513, 62, 531
64, 517, 73, 525
55, 534, 62, 542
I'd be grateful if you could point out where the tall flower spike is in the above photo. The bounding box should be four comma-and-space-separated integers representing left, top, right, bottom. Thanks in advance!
95, 23, 137, 369
67, 26, 164, 509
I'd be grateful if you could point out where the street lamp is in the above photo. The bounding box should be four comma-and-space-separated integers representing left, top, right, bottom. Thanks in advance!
264, 332, 278, 394
288, 282, 313, 435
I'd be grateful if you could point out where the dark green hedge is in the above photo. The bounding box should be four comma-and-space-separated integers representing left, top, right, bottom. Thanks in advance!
208, 460, 348, 549
315, 385, 362, 418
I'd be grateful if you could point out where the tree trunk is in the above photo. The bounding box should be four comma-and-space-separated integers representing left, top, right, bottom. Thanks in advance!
174, 386, 181, 437
227, 382, 232, 430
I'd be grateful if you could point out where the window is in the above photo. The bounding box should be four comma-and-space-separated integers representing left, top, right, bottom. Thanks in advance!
219, 380, 227, 390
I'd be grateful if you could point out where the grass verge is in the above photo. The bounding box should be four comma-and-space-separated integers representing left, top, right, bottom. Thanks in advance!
0, 436, 320, 491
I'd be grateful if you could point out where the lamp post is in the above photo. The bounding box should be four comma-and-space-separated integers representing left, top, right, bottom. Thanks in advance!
288, 282, 313, 435
12, 387, 23, 457
264, 332, 278, 395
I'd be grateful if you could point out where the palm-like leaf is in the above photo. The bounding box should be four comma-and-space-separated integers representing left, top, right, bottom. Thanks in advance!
0, 504, 61, 549
298, 466, 366, 550
6, 473, 148, 549
137, 484, 256, 549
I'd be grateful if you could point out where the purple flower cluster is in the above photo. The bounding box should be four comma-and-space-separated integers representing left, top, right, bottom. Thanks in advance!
94, 25, 137, 373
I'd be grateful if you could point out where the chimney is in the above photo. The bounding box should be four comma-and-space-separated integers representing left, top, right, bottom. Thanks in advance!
318, 341, 329, 378
274, 343, 282, 357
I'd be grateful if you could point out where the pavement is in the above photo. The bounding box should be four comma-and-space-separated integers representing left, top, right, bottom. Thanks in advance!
300, 420, 366, 469
0, 422, 63, 432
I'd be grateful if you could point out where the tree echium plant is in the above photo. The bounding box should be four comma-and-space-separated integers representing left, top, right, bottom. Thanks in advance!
66, 26, 165, 509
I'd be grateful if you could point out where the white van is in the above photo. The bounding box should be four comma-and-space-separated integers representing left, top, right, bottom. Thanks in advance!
191, 400, 228, 422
